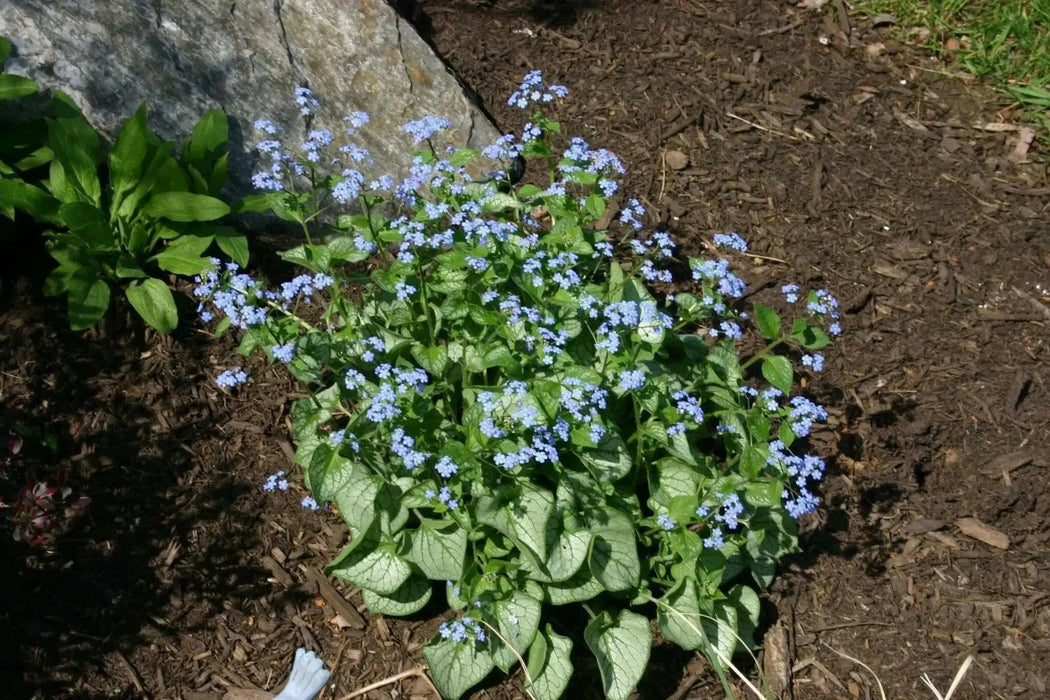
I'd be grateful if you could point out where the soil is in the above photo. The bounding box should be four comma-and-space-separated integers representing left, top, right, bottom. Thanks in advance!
2, 1, 1049, 698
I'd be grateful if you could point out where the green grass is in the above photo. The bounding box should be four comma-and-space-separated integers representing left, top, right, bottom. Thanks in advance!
853, 0, 1050, 136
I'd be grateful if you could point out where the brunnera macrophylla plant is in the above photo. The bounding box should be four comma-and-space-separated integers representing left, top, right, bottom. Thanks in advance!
196, 73, 841, 700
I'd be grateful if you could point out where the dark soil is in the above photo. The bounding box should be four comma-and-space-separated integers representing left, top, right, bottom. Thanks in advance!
2, 1, 1048, 698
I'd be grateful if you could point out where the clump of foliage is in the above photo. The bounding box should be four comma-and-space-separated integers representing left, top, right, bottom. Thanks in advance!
197, 74, 840, 699
0, 36, 247, 331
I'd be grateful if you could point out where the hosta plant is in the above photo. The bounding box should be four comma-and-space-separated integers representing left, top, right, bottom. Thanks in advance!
197, 74, 840, 699
0, 52, 248, 331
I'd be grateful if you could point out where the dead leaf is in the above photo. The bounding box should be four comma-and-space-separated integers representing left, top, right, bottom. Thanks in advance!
956, 517, 1010, 549
664, 150, 689, 170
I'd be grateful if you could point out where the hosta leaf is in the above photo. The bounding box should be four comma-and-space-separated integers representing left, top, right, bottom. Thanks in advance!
152, 233, 214, 275
403, 522, 467, 581
125, 278, 177, 332
108, 104, 149, 202
216, 232, 249, 267
423, 636, 495, 700
0, 73, 37, 100
526, 626, 573, 700
362, 574, 431, 615
142, 191, 230, 222
68, 277, 110, 330
584, 609, 651, 700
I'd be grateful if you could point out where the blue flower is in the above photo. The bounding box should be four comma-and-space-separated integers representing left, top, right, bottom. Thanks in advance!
657, 514, 676, 531
263, 471, 289, 492
343, 111, 370, 134
802, 353, 825, 372
301, 496, 320, 510
395, 281, 417, 300
294, 86, 319, 116
618, 198, 645, 231
788, 396, 827, 437
435, 456, 459, 479
715, 493, 744, 530
703, 527, 725, 549
271, 344, 295, 363
507, 70, 568, 109
781, 284, 800, 303
619, 369, 646, 392
216, 368, 248, 388
713, 232, 748, 252
402, 115, 452, 143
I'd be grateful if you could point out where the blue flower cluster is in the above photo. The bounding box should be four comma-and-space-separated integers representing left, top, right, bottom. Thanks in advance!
438, 617, 487, 644
263, 470, 289, 492
216, 367, 248, 388
768, 440, 825, 518
507, 70, 568, 109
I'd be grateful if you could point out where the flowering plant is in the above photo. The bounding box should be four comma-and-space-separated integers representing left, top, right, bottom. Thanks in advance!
197, 73, 839, 699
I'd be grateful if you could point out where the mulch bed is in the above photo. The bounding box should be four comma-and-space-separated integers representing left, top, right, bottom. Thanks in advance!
2, 1, 1048, 698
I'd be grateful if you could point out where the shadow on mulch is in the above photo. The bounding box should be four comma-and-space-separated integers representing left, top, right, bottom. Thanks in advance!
0, 280, 273, 697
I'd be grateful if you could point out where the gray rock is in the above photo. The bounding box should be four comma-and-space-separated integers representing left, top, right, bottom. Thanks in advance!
0, 0, 503, 195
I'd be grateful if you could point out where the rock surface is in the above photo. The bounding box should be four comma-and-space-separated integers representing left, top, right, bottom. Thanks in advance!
0, 0, 502, 194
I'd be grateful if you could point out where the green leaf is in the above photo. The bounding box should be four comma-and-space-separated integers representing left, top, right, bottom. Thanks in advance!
546, 566, 605, 605
423, 636, 495, 700
152, 233, 214, 275
584, 609, 652, 700
448, 148, 477, 167
182, 109, 228, 166
477, 483, 555, 562
791, 318, 832, 350
403, 522, 467, 581
541, 529, 592, 583
310, 449, 378, 537
482, 192, 524, 214
761, 355, 793, 394
0, 37, 11, 64
491, 592, 542, 672
279, 243, 331, 273
125, 278, 178, 332
362, 574, 432, 615
142, 191, 230, 222
526, 626, 573, 700
47, 93, 102, 204
657, 578, 705, 650
57, 202, 114, 248
328, 525, 411, 595
0, 179, 60, 221
744, 480, 782, 508
67, 277, 110, 330
649, 458, 700, 507
410, 344, 449, 376
108, 104, 149, 203
578, 429, 632, 482
753, 302, 781, 340
588, 508, 640, 592
0, 74, 39, 100
327, 235, 372, 263
214, 232, 249, 267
